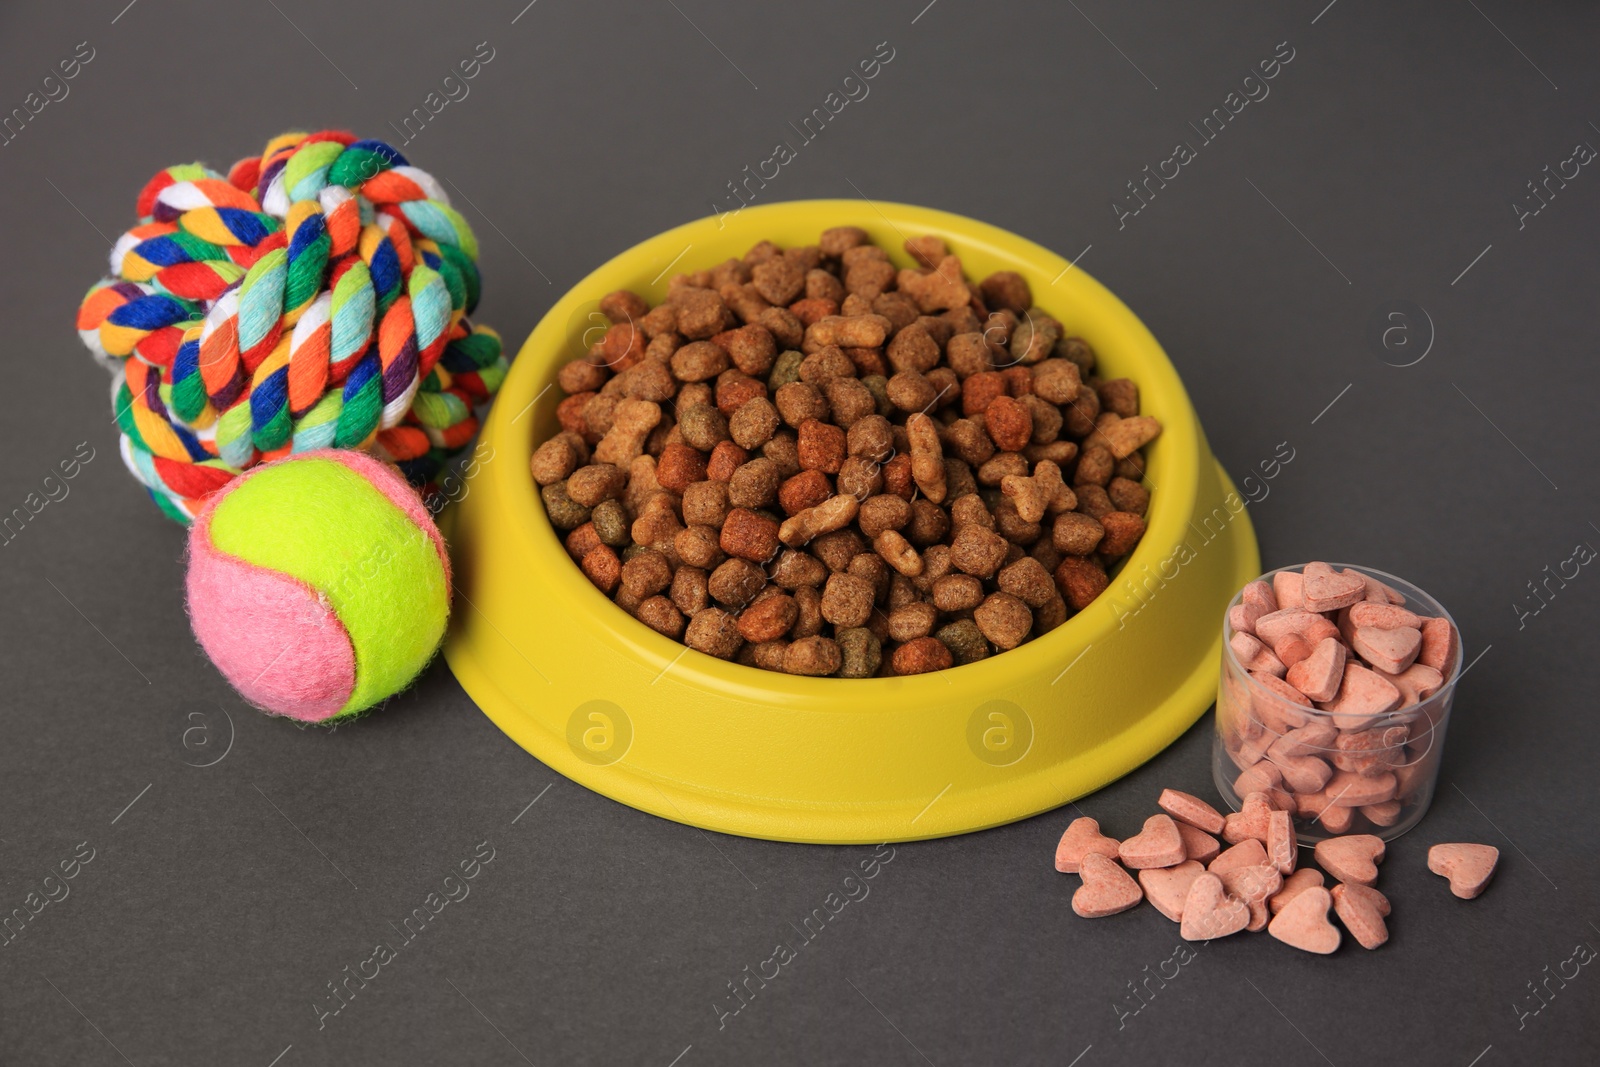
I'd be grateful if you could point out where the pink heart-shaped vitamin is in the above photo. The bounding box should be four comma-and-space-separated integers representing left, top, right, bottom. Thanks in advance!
1139, 860, 1206, 922
1314, 834, 1386, 886
1054, 816, 1121, 874
1072, 851, 1143, 918
1427, 842, 1499, 899
1158, 789, 1226, 834
1231, 632, 1286, 678
1417, 616, 1457, 674
1274, 754, 1333, 795
1286, 637, 1347, 702
1219, 864, 1284, 931
1267, 809, 1297, 875
1302, 563, 1366, 612
1180, 872, 1251, 941
1254, 609, 1325, 646
1319, 663, 1402, 730
1361, 800, 1403, 826
1380, 662, 1443, 707
1349, 569, 1405, 605
1119, 814, 1187, 870
1330, 882, 1390, 950
1273, 632, 1315, 668
1222, 792, 1278, 845
1348, 601, 1421, 630
1332, 727, 1405, 775
1272, 570, 1305, 610
1250, 671, 1313, 733
1177, 822, 1221, 864
1321, 770, 1397, 808
1352, 625, 1422, 674
1242, 579, 1278, 615
1209, 838, 1269, 876
1233, 762, 1282, 798
1268, 722, 1338, 761
1269, 885, 1341, 953
1269, 868, 1325, 915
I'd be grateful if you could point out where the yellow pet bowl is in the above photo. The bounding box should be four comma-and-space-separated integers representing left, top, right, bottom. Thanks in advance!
443, 199, 1258, 844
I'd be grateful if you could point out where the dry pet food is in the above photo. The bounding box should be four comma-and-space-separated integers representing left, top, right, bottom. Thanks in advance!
532, 227, 1164, 675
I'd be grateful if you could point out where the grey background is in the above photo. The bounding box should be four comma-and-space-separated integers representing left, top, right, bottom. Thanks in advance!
1, 0, 1596, 1064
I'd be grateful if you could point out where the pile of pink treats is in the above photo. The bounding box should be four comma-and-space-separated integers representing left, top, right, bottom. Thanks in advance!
1055, 789, 1499, 952
1222, 563, 1459, 834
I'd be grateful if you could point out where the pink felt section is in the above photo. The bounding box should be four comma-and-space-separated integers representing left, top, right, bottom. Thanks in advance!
307, 449, 452, 593
186, 503, 357, 722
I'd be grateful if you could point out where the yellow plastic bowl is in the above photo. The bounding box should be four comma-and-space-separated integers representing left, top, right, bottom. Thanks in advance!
442, 199, 1259, 843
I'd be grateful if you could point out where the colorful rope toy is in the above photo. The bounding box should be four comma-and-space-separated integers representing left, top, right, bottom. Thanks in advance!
75, 130, 507, 522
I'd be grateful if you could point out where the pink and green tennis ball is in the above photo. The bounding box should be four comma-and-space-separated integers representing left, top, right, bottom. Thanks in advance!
185, 450, 451, 722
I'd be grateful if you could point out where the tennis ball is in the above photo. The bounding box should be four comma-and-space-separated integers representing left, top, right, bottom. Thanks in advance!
185, 450, 451, 722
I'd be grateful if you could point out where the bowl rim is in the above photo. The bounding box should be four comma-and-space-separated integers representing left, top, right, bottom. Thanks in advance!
487, 198, 1206, 703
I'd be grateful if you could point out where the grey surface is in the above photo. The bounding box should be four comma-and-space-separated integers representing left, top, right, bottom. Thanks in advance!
1, 0, 1597, 1063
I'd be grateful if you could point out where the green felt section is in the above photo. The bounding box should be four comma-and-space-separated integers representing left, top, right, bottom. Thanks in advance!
207, 458, 448, 717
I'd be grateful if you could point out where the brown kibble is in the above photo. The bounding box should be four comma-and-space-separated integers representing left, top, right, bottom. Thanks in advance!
821, 573, 875, 629
1101, 415, 1162, 459
1062, 386, 1101, 438
974, 592, 1033, 650
720, 507, 782, 563
1001, 460, 1069, 523
962, 371, 1007, 416
620, 549, 673, 599
897, 256, 968, 312
1076, 483, 1115, 519
770, 549, 827, 590
600, 289, 648, 324
677, 402, 729, 453
779, 470, 833, 516
671, 340, 731, 382
716, 324, 778, 378
752, 257, 805, 306
1052, 511, 1106, 555
1074, 443, 1115, 487
761, 431, 800, 478
593, 398, 664, 466
806, 268, 846, 303
873, 529, 924, 577
685, 607, 743, 659
675, 523, 725, 569
656, 442, 708, 491
932, 573, 985, 612
558, 358, 608, 395
779, 493, 859, 547
945, 333, 993, 379
906, 413, 946, 503
1108, 476, 1150, 516
857, 494, 912, 538
950, 524, 1010, 578
728, 396, 781, 450
580, 545, 621, 594
800, 345, 858, 385
998, 556, 1057, 609
807, 315, 892, 349
531, 436, 582, 485
671, 565, 710, 616
935, 619, 988, 665
1055, 555, 1109, 610
904, 234, 948, 269
1031, 359, 1081, 405
635, 595, 686, 639
791, 585, 824, 637
706, 440, 748, 482
846, 415, 894, 461
782, 635, 842, 677
674, 289, 735, 340
797, 418, 847, 474
1098, 511, 1147, 557
1009, 310, 1062, 365
820, 226, 869, 257
541, 482, 591, 531
775, 382, 828, 427
591, 499, 630, 546
738, 593, 799, 643
811, 528, 865, 572
985, 395, 1033, 453
708, 558, 767, 608
887, 601, 939, 643
835, 456, 883, 500
825, 377, 877, 429
980, 271, 1032, 315
891, 636, 955, 675
1097, 379, 1139, 418
728, 458, 781, 510
885, 322, 941, 374
887, 370, 938, 414
836, 627, 882, 678
905, 499, 951, 547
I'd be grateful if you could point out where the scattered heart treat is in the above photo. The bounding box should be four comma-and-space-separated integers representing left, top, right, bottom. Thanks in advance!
1072, 852, 1143, 918
1176, 821, 1221, 864
1427, 842, 1499, 899
1266, 808, 1297, 875
1054, 816, 1122, 874
1158, 788, 1226, 834
1119, 814, 1187, 870
1180, 872, 1251, 942
1268, 885, 1341, 954
1269, 868, 1326, 915
1330, 883, 1390, 950
1209, 838, 1269, 876
1222, 791, 1277, 845
1314, 834, 1385, 887
1219, 864, 1284, 932
1139, 860, 1206, 922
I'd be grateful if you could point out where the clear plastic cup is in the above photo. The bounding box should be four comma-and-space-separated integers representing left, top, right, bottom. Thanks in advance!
1211, 563, 1463, 843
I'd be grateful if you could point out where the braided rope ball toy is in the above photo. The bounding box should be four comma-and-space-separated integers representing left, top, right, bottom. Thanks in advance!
76, 130, 507, 522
